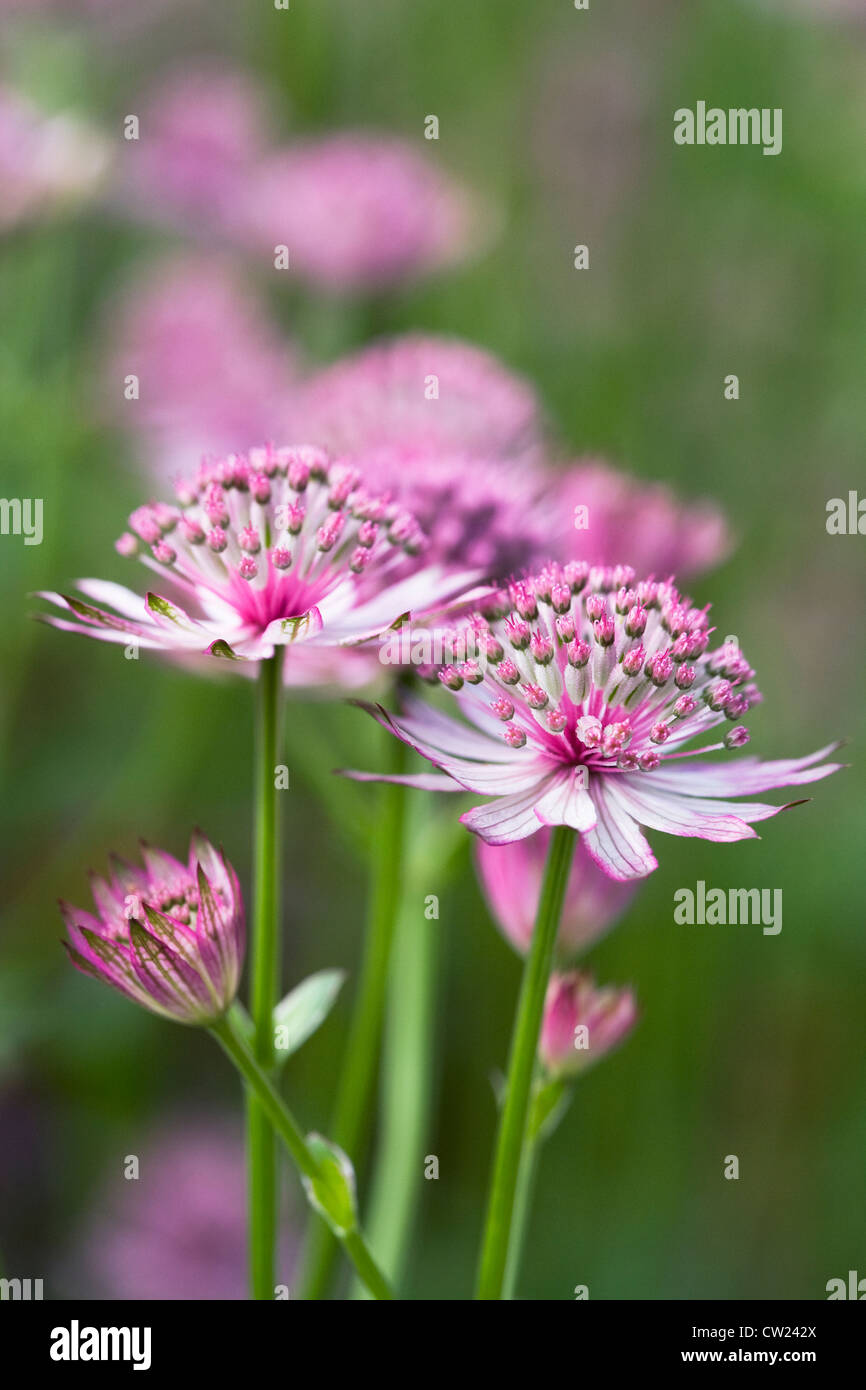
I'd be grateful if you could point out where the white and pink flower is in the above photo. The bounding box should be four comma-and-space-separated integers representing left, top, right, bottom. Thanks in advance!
350, 561, 842, 879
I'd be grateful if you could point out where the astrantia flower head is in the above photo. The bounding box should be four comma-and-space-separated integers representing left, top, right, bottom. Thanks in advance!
61, 833, 244, 1025
298, 335, 548, 574
40, 446, 462, 664
539, 971, 637, 1078
243, 135, 483, 291
475, 832, 637, 961
354, 560, 842, 879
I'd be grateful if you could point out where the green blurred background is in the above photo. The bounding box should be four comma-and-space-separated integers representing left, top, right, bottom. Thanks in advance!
1, 0, 864, 1299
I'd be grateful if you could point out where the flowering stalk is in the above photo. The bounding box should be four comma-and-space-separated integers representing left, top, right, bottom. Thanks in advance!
475, 824, 576, 1300
209, 1010, 394, 1301
247, 653, 284, 1298
299, 733, 407, 1299
502, 1079, 566, 1300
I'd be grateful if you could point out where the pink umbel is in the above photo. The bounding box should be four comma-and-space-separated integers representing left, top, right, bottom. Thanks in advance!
539, 971, 638, 1077
350, 561, 842, 879
242, 134, 482, 291
115, 64, 269, 238
102, 255, 298, 484
40, 446, 474, 665
61, 833, 244, 1025
475, 832, 636, 960
554, 460, 731, 578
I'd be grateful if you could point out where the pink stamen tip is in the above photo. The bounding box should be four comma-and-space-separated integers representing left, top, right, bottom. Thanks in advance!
505, 615, 531, 650
129, 507, 162, 545
522, 683, 549, 710
675, 664, 696, 690
491, 696, 515, 722
271, 547, 292, 571
621, 644, 645, 677
555, 614, 576, 642
498, 657, 520, 685
238, 555, 258, 581
317, 513, 346, 552
546, 707, 568, 733
510, 581, 538, 621
650, 721, 671, 744
251, 473, 271, 504
673, 693, 698, 718
567, 639, 591, 669
349, 546, 371, 573
207, 527, 227, 553
460, 660, 483, 685
585, 593, 607, 622
152, 541, 176, 565
529, 631, 554, 665
639, 750, 661, 771
602, 721, 631, 756
358, 520, 379, 548
617, 753, 639, 771
438, 665, 464, 691
593, 615, 616, 646
647, 652, 673, 686
563, 560, 589, 593
116, 532, 138, 557
504, 724, 527, 749
626, 604, 647, 638
575, 715, 603, 749
180, 517, 205, 545
238, 526, 261, 554
725, 725, 751, 749
550, 581, 572, 615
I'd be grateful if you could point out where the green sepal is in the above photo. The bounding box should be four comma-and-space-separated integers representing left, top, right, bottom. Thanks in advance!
302, 1134, 358, 1238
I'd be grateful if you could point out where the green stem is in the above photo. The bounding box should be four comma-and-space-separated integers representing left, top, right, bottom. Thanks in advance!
502, 1128, 540, 1300
246, 655, 283, 1299
475, 825, 577, 1300
350, 803, 440, 1296
299, 733, 407, 1300
210, 1014, 394, 1301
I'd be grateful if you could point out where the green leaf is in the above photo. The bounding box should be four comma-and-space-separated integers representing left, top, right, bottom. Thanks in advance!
272, 969, 345, 1063
302, 1134, 357, 1237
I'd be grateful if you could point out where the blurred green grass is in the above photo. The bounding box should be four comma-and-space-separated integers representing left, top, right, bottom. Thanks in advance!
0, 0, 864, 1298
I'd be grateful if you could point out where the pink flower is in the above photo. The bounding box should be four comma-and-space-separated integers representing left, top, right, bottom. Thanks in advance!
298, 334, 549, 573
539, 971, 637, 1077
61, 833, 244, 1025
40, 446, 472, 666
554, 459, 732, 579
75, 1121, 296, 1300
101, 255, 299, 484
475, 832, 637, 960
350, 562, 842, 879
115, 64, 269, 238
0, 85, 108, 233
242, 134, 483, 290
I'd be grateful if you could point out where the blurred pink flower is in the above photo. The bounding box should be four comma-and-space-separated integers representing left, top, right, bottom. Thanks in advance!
475, 831, 636, 961
539, 971, 638, 1078
115, 64, 270, 238
554, 459, 732, 578
102, 255, 299, 483
242, 134, 484, 291
0, 85, 108, 233
298, 334, 549, 573
77, 1121, 296, 1299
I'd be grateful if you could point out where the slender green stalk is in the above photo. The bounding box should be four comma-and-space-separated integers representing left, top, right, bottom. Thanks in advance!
503, 1078, 569, 1299
475, 825, 577, 1300
502, 1129, 540, 1301
351, 828, 438, 1295
247, 654, 283, 1299
299, 734, 407, 1300
210, 1013, 394, 1301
